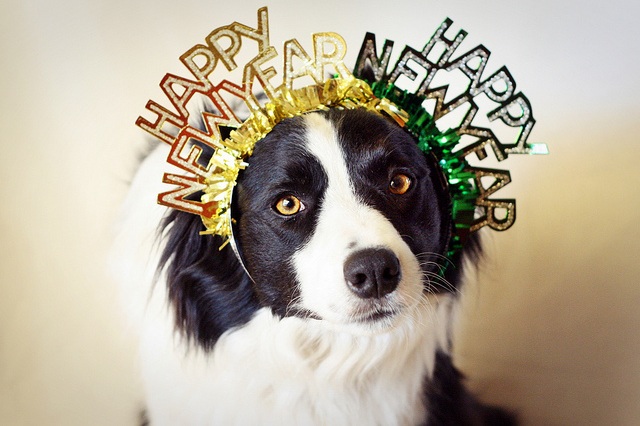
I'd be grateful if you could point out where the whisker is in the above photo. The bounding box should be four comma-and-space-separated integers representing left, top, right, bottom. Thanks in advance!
422, 270, 460, 295
416, 251, 454, 270
413, 251, 460, 296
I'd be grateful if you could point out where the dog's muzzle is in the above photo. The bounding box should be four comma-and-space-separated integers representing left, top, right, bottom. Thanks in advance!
343, 248, 400, 299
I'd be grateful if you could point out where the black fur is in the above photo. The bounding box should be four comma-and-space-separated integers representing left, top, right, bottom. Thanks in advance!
160, 108, 480, 347
234, 115, 328, 317
327, 108, 453, 286
425, 351, 517, 425
159, 210, 259, 349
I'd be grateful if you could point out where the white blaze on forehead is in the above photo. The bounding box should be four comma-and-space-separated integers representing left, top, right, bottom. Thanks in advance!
293, 113, 424, 327
302, 113, 354, 206
301, 112, 377, 246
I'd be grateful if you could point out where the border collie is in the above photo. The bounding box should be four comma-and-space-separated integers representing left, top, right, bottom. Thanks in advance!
112, 108, 515, 425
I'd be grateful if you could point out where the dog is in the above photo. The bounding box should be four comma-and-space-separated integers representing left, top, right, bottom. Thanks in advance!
112, 107, 515, 425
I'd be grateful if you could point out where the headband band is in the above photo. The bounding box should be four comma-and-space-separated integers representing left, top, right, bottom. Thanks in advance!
136, 7, 547, 270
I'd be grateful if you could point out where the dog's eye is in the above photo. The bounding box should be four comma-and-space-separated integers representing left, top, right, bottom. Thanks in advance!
389, 174, 412, 195
274, 195, 304, 216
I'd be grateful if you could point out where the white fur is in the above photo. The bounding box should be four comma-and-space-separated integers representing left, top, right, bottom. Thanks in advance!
111, 116, 458, 425
138, 299, 454, 425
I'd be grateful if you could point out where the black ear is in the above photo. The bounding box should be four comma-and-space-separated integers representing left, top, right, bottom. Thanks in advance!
159, 208, 260, 350
353, 32, 394, 84
421, 150, 484, 289
357, 62, 378, 84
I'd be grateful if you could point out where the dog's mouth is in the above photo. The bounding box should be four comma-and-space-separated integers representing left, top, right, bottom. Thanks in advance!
351, 305, 401, 324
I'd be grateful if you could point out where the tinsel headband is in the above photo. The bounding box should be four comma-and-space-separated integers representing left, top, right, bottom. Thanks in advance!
136, 7, 547, 264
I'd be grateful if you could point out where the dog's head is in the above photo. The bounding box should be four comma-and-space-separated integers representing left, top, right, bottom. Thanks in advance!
162, 108, 471, 346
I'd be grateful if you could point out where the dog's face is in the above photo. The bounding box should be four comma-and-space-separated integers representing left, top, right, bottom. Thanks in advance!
235, 108, 451, 333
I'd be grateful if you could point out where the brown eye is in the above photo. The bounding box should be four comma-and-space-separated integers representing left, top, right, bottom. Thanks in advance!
274, 195, 304, 216
389, 174, 412, 195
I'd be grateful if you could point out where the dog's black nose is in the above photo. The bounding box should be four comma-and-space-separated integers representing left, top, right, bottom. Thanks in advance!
344, 248, 401, 299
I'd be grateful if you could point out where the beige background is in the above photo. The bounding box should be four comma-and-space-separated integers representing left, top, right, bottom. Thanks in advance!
1, 0, 639, 425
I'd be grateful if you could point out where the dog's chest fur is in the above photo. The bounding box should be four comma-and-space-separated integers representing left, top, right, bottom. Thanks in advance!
140, 301, 453, 425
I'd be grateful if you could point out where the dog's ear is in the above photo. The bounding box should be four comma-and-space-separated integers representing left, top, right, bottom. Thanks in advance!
422, 151, 484, 289
159, 208, 260, 349
357, 62, 377, 84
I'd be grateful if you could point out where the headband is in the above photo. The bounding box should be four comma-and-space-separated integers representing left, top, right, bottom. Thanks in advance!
136, 7, 547, 270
